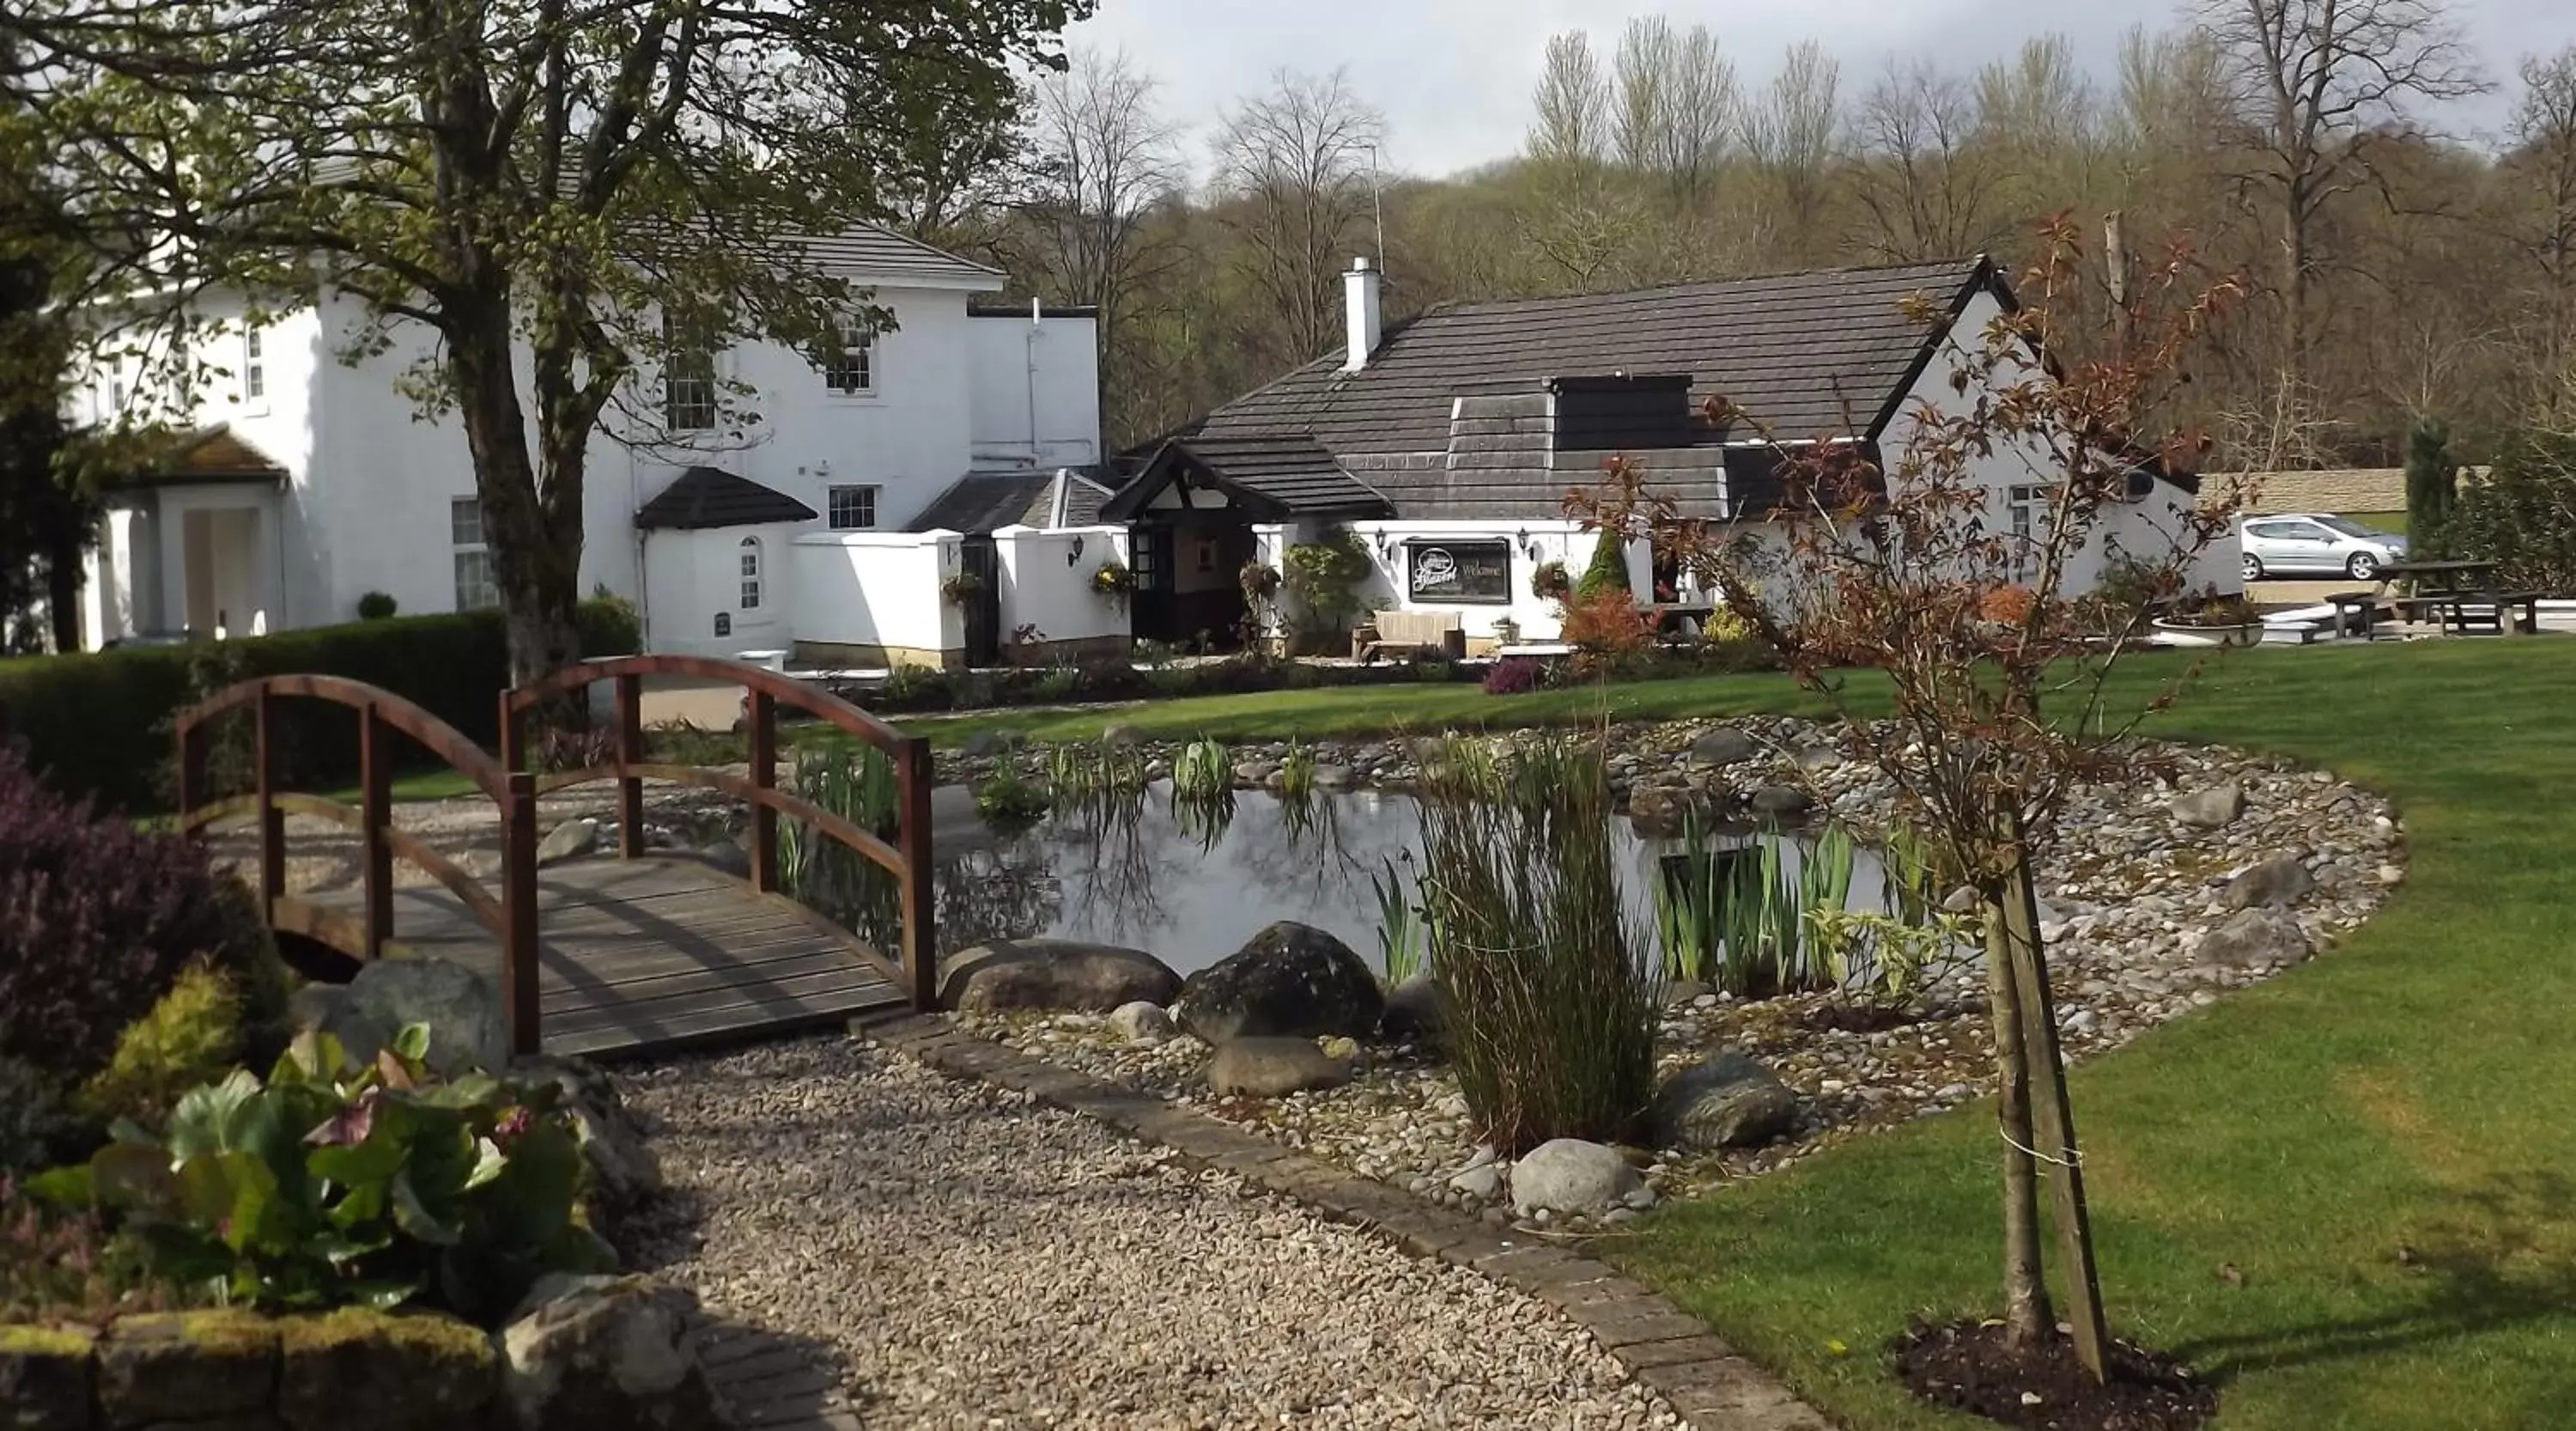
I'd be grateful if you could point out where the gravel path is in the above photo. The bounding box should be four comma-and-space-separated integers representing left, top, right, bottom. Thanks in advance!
620, 1035, 1681, 1430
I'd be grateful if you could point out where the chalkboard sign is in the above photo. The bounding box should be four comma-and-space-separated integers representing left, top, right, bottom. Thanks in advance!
1406, 539, 1512, 604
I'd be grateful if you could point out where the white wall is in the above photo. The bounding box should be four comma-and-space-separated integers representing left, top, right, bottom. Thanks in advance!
993, 525, 1132, 646
791, 529, 962, 657
1298, 520, 1649, 642
640, 520, 802, 657
965, 312, 1101, 472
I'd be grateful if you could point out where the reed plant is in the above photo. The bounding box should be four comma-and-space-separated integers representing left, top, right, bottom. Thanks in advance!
777, 743, 902, 947
1414, 730, 1661, 1154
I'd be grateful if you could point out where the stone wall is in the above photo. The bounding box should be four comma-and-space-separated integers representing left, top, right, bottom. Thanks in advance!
1, 1309, 498, 1431
2233, 468, 2407, 513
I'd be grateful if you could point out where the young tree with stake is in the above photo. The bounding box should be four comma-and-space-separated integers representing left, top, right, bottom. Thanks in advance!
1597, 220, 2245, 1382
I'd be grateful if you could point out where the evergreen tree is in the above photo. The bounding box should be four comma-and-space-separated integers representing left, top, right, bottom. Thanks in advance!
1574, 528, 1633, 599
2403, 416, 2458, 552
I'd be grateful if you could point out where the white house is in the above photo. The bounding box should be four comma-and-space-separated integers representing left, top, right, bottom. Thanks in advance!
1105, 255, 2239, 650
77, 224, 1118, 668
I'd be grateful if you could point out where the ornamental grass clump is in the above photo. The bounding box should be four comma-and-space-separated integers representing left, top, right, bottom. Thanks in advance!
1414, 732, 1661, 1154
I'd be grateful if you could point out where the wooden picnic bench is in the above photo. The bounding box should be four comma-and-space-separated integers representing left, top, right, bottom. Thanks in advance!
1354, 610, 1467, 663
2393, 591, 2541, 636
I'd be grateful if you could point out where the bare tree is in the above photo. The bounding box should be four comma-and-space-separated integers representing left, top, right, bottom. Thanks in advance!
1016, 48, 1186, 392
1210, 68, 1388, 365
1977, 35, 2104, 222
1850, 61, 2001, 261
1742, 40, 1843, 259
1613, 17, 1678, 173
2504, 47, 2576, 417
2195, 0, 2486, 376
1529, 32, 1609, 167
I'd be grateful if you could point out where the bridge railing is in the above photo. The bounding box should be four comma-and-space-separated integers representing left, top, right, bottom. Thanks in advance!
173, 675, 543, 1047
500, 654, 937, 1010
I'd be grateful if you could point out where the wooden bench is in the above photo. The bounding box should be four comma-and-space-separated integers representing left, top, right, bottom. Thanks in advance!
1354, 610, 1467, 663
2391, 591, 2541, 636
2322, 591, 2386, 640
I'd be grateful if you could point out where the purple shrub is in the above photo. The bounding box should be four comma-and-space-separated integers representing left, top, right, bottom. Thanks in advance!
1482, 656, 1546, 696
0, 747, 240, 1087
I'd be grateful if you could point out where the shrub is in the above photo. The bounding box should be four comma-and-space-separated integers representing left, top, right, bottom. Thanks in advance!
2445, 430, 2576, 594
1414, 733, 1661, 1154
1978, 584, 2037, 625
1559, 589, 1654, 656
1281, 530, 1374, 635
3, 1178, 179, 1322
0, 749, 252, 1098
75, 965, 245, 1131
971, 769, 1049, 831
32, 1026, 608, 1324
1573, 530, 1633, 600
355, 591, 398, 620
1482, 656, 1545, 695
0, 598, 642, 812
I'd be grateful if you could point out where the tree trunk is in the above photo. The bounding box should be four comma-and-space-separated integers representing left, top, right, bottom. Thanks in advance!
1983, 883, 2053, 1349
43, 524, 82, 653
447, 299, 584, 690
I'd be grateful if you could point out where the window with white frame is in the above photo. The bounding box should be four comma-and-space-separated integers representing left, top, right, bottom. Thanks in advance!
822, 314, 875, 394
2007, 484, 2054, 580
104, 355, 126, 417
663, 313, 717, 431
452, 498, 500, 610
826, 484, 879, 531
242, 327, 266, 404
738, 536, 763, 611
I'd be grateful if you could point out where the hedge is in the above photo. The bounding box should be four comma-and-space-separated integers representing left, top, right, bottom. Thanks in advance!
0, 600, 640, 813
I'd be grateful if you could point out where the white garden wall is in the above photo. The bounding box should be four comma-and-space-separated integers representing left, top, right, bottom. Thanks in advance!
790, 529, 963, 666
993, 525, 1132, 651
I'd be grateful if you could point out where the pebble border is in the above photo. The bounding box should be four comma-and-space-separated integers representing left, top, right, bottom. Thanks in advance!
864, 1013, 1832, 1431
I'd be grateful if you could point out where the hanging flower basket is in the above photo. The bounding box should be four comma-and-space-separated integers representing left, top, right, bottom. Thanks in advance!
1529, 560, 1572, 602
1091, 559, 1136, 609
1240, 560, 1282, 602
939, 570, 985, 607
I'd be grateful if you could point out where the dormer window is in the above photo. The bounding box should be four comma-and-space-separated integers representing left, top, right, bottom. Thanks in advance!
823, 314, 875, 395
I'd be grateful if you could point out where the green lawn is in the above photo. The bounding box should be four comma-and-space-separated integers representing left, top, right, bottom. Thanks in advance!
2336, 509, 2409, 536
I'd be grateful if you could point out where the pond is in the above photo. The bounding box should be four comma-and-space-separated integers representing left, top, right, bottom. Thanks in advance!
799, 782, 1905, 978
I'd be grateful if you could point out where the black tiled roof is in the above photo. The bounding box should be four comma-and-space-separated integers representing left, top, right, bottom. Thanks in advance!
1197, 257, 1996, 454
908, 470, 1119, 533
634, 466, 817, 531
1100, 435, 1394, 521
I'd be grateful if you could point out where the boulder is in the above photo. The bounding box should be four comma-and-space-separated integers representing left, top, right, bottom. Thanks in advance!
2225, 852, 2317, 910
1649, 1052, 1800, 1151
0, 1324, 95, 1431
2196, 907, 2312, 970
344, 958, 508, 1075
287, 982, 392, 1063
1627, 787, 1688, 830
276, 1310, 497, 1431
97, 1312, 278, 1427
514, 1056, 664, 1214
1510, 1139, 1642, 1217
1312, 764, 1360, 790
500, 1276, 717, 1431
1174, 922, 1383, 1044
1447, 1163, 1502, 1201
938, 940, 1182, 1014
1748, 785, 1814, 818
1108, 1001, 1177, 1045
536, 817, 600, 867
2171, 783, 2246, 829
695, 837, 750, 879
1689, 727, 1759, 766
1378, 974, 1441, 1042
1205, 1037, 1350, 1097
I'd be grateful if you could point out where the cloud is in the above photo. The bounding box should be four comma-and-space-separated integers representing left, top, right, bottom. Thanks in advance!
1066, 0, 2576, 179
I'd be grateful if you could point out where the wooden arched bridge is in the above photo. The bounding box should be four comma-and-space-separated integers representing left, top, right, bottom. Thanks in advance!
174, 655, 935, 1060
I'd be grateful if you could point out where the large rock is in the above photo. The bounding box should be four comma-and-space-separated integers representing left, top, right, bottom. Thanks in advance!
1649, 1053, 1800, 1151
1378, 974, 1441, 1043
1205, 1037, 1350, 1097
1748, 785, 1813, 817
500, 1276, 717, 1431
938, 940, 1182, 1014
1689, 727, 1759, 766
2225, 852, 2317, 910
276, 1310, 497, 1431
514, 1056, 664, 1215
2196, 907, 2312, 970
97, 1312, 277, 1426
1174, 922, 1383, 1044
0, 1325, 94, 1431
2171, 783, 2246, 829
536, 817, 601, 867
1108, 1001, 1177, 1045
1510, 1139, 1642, 1217
288, 983, 392, 1065
346, 958, 509, 1075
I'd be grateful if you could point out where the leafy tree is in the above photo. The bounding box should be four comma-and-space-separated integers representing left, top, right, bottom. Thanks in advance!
8, 0, 1084, 681
0, 73, 95, 653
2445, 430, 2576, 594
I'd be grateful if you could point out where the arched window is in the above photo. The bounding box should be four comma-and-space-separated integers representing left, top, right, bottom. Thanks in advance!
738, 536, 762, 611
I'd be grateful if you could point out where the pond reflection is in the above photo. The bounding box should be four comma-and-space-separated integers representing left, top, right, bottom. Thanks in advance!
793, 782, 1897, 977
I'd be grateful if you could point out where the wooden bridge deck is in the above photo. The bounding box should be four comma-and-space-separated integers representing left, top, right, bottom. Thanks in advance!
311, 855, 906, 1061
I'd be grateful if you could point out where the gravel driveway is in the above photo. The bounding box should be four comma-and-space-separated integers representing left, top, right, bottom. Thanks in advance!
620, 1036, 1680, 1430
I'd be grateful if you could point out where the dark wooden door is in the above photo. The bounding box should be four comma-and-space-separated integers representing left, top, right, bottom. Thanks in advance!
1129, 525, 1176, 643
960, 537, 1001, 666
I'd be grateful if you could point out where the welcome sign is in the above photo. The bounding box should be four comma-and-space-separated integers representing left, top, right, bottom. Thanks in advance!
1406, 539, 1512, 603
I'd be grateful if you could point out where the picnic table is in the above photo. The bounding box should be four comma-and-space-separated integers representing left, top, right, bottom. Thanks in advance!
2329, 560, 2537, 639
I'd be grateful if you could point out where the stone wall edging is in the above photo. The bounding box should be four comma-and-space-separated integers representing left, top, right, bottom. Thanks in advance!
866, 1014, 1835, 1431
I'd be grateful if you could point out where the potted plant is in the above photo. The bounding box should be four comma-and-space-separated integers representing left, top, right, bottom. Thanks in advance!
939, 570, 985, 607
1239, 559, 1281, 603
1090, 558, 1135, 610
2150, 587, 2265, 648
1529, 560, 1572, 602
1492, 614, 1522, 648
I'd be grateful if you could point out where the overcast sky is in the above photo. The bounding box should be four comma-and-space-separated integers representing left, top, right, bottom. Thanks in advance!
1065, 0, 2576, 180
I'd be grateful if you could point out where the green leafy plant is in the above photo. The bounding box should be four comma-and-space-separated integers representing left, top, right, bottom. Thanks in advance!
1369, 856, 1426, 984
1089, 558, 1136, 608
1414, 731, 1661, 1154
31, 1026, 605, 1324
1573, 529, 1633, 600
76, 965, 245, 1131
1277, 740, 1317, 802
1529, 559, 1572, 602
1281, 530, 1375, 634
1653, 819, 1862, 996
355, 591, 398, 620
939, 570, 985, 607
778, 743, 902, 949
2445, 430, 2576, 594
971, 768, 1049, 832
1171, 739, 1231, 801
1030, 666, 1080, 703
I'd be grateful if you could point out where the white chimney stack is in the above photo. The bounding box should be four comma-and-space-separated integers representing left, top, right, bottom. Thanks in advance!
1343, 256, 1382, 372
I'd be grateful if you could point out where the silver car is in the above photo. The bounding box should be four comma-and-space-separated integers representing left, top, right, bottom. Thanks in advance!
2239, 513, 2409, 582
